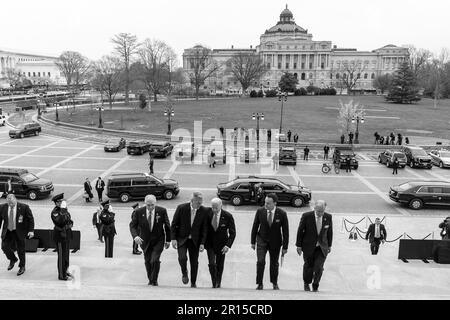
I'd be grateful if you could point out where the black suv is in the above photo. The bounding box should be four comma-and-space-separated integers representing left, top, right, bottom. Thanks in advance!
0, 168, 54, 200
389, 180, 450, 210
402, 146, 432, 169
149, 141, 174, 158
106, 172, 179, 203
217, 176, 312, 207
127, 140, 150, 155
279, 147, 297, 165
9, 122, 41, 138
104, 137, 126, 152
333, 146, 359, 169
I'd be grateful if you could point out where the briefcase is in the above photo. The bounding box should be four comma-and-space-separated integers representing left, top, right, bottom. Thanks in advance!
25, 238, 39, 252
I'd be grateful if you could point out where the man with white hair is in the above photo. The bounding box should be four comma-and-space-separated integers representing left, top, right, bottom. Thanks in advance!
0, 194, 34, 276
130, 194, 171, 286
171, 191, 208, 288
296, 200, 333, 292
205, 198, 236, 288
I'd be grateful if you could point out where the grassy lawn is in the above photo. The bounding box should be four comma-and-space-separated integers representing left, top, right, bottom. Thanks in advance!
47, 96, 450, 144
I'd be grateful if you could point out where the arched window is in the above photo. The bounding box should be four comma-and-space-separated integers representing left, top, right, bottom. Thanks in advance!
309, 73, 313, 79
330, 73, 333, 80
301, 73, 306, 80
294, 73, 298, 79
371, 73, 375, 79
364, 73, 368, 79
357, 73, 361, 79
336, 73, 340, 79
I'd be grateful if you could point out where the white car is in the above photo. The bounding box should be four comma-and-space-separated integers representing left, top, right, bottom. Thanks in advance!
275, 133, 287, 142
239, 147, 257, 163
429, 149, 450, 168
0, 115, 6, 126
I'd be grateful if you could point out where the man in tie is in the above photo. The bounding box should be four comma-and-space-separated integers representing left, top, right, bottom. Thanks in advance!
130, 203, 142, 255
171, 192, 208, 288
92, 203, 104, 243
95, 177, 105, 203
251, 193, 289, 290
205, 198, 236, 288
296, 200, 333, 292
130, 195, 171, 285
365, 218, 387, 255
0, 194, 34, 276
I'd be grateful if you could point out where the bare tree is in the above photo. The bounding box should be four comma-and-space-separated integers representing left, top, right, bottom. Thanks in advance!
185, 45, 221, 100
91, 55, 123, 110
337, 99, 365, 134
228, 52, 267, 95
430, 48, 449, 108
340, 60, 366, 94
373, 74, 392, 94
111, 33, 140, 104
405, 45, 432, 79
4, 68, 21, 88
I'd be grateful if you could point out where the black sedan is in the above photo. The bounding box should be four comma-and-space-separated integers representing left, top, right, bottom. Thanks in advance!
389, 180, 450, 210
104, 138, 126, 152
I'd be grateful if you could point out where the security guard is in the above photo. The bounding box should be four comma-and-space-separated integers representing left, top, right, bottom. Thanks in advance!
131, 203, 142, 255
51, 193, 73, 281
100, 200, 116, 258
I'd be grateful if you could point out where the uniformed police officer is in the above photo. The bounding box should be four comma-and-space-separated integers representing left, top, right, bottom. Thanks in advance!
131, 203, 142, 255
51, 193, 73, 281
100, 200, 116, 258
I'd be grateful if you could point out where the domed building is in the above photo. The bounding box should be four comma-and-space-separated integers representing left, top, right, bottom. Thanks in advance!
183, 5, 409, 94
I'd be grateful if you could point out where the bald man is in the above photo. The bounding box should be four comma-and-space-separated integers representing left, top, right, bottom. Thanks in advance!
296, 200, 333, 292
130, 195, 171, 286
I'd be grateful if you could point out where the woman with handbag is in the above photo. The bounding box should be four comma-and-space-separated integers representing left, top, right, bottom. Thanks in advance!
83, 178, 93, 203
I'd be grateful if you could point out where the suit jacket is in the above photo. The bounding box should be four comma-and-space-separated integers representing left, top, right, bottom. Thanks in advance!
365, 224, 387, 243
100, 210, 116, 236
0, 202, 34, 241
84, 181, 93, 193
130, 206, 170, 249
95, 179, 105, 191
296, 211, 333, 257
205, 209, 236, 253
170, 203, 208, 248
51, 206, 73, 242
251, 207, 289, 250
92, 209, 102, 226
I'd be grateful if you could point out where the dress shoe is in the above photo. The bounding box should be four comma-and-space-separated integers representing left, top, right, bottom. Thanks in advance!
312, 285, 319, 292
17, 267, 25, 276
216, 282, 221, 289
66, 272, 73, 279
182, 274, 189, 285
133, 251, 142, 255
7, 259, 17, 271
148, 281, 152, 285
152, 281, 158, 286
273, 284, 280, 290
191, 283, 197, 288
256, 284, 263, 290
304, 284, 311, 292
59, 276, 69, 281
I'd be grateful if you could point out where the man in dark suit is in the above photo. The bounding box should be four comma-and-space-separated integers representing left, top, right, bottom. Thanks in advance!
130, 195, 171, 285
95, 177, 105, 203
251, 193, 289, 290
92, 204, 103, 243
171, 191, 208, 288
296, 200, 333, 292
205, 198, 236, 288
365, 218, 387, 255
130, 203, 142, 255
0, 194, 34, 276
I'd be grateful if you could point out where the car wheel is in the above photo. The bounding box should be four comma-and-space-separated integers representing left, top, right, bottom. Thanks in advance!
120, 193, 131, 203
27, 191, 38, 200
354, 166, 358, 170
378, 156, 382, 163
231, 195, 243, 206
292, 196, 304, 208
20, 133, 24, 139
440, 162, 444, 168
409, 198, 423, 210
34, 131, 39, 136
164, 190, 174, 200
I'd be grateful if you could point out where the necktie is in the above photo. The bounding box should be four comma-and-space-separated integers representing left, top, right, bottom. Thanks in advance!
316, 215, 322, 235
212, 213, 219, 231
268, 210, 273, 227
148, 210, 153, 231
191, 209, 196, 227
8, 206, 15, 231
375, 225, 380, 238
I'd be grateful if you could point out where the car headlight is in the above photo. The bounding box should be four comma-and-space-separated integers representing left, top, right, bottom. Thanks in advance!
40, 186, 46, 191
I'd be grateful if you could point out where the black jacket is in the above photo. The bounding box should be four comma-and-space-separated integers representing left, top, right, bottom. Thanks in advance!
205, 209, 236, 253
0, 203, 34, 241
92, 210, 102, 226
51, 206, 73, 242
365, 223, 387, 243
100, 209, 116, 236
95, 179, 105, 191
84, 181, 93, 193
130, 206, 171, 249
296, 211, 333, 257
170, 203, 208, 247
251, 207, 289, 250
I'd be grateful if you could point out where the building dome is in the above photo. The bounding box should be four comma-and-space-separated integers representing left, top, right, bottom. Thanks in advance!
265, 5, 307, 34
280, 5, 293, 19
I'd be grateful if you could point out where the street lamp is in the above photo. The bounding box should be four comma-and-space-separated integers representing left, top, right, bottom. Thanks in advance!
95, 106, 105, 128
252, 112, 264, 159
54, 102, 60, 122
352, 115, 365, 144
278, 92, 287, 133
164, 107, 175, 135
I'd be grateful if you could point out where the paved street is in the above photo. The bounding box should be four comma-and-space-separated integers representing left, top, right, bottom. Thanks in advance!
1, 124, 450, 299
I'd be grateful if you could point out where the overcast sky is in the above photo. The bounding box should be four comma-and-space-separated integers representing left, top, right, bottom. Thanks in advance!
1, 0, 449, 65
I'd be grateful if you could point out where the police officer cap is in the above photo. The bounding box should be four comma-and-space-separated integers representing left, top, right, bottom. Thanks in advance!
131, 203, 139, 209
101, 199, 110, 207
52, 193, 64, 203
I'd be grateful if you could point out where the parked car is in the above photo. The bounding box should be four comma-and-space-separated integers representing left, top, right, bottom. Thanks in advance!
0, 168, 54, 200
402, 146, 432, 169
104, 137, 126, 152
0, 114, 6, 126
106, 172, 179, 203
149, 141, 173, 158
239, 147, 257, 163
279, 147, 297, 165
9, 122, 41, 138
275, 133, 287, 142
429, 149, 450, 168
127, 140, 150, 155
174, 141, 198, 161
378, 150, 407, 168
332, 146, 358, 169
217, 176, 312, 207
389, 180, 450, 210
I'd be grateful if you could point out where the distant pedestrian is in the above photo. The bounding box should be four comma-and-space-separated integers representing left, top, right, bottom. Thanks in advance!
385, 135, 389, 145
272, 153, 279, 171
287, 130, 292, 142
405, 137, 410, 145
397, 133, 403, 146
95, 177, 105, 203
348, 132, 354, 144
303, 146, 310, 161
209, 150, 216, 168
267, 129, 272, 141
392, 157, 399, 175
149, 154, 154, 174
345, 156, 352, 173
365, 218, 386, 255
84, 178, 93, 203
374, 132, 380, 144
92, 204, 104, 243
390, 132, 395, 145
340, 134, 345, 144
379, 136, 384, 145
219, 127, 224, 137
323, 145, 330, 160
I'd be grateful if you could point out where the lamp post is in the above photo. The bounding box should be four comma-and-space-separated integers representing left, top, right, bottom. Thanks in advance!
95, 106, 105, 128
352, 115, 365, 144
278, 92, 287, 133
164, 106, 175, 135
54, 102, 59, 122
252, 112, 264, 160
